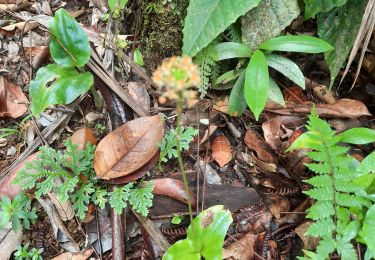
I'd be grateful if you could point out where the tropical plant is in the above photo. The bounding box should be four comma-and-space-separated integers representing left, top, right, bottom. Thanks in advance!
14, 243, 43, 260
13, 140, 154, 219
0, 193, 37, 232
288, 110, 375, 260
163, 205, 232, 260
29, 8, 93, 116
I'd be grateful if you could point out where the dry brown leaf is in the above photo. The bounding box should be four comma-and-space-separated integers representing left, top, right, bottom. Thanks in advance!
94, 116, 163, 179
312, 85, 336, 104
0, 223, 23, 260
0, 76, 28, 118
244, 129, 274, 163
283, 86, 308, 102
127, 82, 150, 113
295, 221, 319, 250
199, 125, 218, 144
0, 152, 39, 199
211, 135, 232, 167
262, 117, 281, 152
151, 178, 197, 208
71, 128, 97, 151
213, 97, 229, 115
51, 249, 94, 260
223, 233, 257, 260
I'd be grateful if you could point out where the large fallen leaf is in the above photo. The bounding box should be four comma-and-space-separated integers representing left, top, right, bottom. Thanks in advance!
317, 0, 366, 85
0, 152, 39, 199
211, 135, 232, 167
244, 129, 274, 163
151, 178, 197, 208
0, 76, 28, 118
51, 249, 94, 260
241, 0, 300, 51
183, 0, 261, 56
94, 116, 163, 180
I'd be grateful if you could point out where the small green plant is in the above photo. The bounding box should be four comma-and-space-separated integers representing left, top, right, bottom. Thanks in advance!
95, 123, 106, 134
158, 126, 198, 171
108, 0, 128, 17
14, 140, 154, 219
0, 193, 37, 232
14, 243, 43, 260
289, 110, 375, 260
163, 205, 232, 259
0, 115, 32, 140
29, 9, 93, 117
171, 215, 183, 225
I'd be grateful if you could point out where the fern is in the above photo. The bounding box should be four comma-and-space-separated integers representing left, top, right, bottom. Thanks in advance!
128, 181, 154, 217
290, 110, 374, 260
158, 126, 198, 171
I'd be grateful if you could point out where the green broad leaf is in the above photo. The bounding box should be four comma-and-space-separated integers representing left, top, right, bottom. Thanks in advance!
304, 0, 347, 19
49, 9, 91, 68
338, 128, 375, 144
259, 35, 334, 53
108, 0, 128, 12
228, 71, 247, 116
163, 205, 232, 260
213, 42, 251, 61
287, 133, 319, 152
182, 0, 261, 56
29, 64, 93, 116
266, 54, 305, 89
213, 69, 243, 86
163, 240, 200, 260
241, 0, 300, 51
342, 220, 360, 242
133, 48, 144, 66
358, 152, 375, 174
363, 205, 375, 257
244, 50, 269, 120
317, 0, 367, 86
268, 77, 285, 107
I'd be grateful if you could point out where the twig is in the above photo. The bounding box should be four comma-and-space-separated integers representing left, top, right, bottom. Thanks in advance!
95, 206, 103, 260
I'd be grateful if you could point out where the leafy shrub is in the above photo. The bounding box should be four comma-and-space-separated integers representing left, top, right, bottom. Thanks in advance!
0, 193, 37, 231
13, 140, 154, 219
289, 110, 375, 259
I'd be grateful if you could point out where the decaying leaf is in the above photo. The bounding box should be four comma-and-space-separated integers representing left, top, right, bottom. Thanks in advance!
244, 129, 274, 163
262, 117, 282, 151
0, 76, 28, 118
71, 128, 97, 151
211, 135, 232, 167
295, 221, 319, 250
51, 249, 94, 260
94, 116, 163, 180
312, 85, 336, 104
0, 224, 23, 260
199, 125, 218, 144
213, 97, 230, 115
151, 178, 197, 208
0, 152, 39, 199
127, 82, 150, 114
223, 233, 257, 260
48, 180, 75, 222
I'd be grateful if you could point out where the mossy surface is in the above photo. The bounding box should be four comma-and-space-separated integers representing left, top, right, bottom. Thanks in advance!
140, 0, 189, 71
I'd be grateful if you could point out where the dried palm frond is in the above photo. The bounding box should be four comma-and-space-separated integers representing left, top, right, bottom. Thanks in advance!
340, 0, 375, 90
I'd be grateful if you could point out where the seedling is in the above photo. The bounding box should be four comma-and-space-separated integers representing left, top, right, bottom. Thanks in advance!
14, 244, 43, 260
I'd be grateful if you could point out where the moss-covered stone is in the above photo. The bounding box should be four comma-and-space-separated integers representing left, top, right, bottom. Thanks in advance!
140, 0, 189, 71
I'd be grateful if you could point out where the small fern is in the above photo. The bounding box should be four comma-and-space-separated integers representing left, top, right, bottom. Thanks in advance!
289, 110, 375, 260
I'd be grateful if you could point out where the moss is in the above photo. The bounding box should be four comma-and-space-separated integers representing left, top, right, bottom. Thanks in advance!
140, 0, 189, 71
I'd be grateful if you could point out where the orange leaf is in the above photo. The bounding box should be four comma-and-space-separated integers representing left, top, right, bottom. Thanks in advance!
211, 135, 232, 167
93, 116, 163, 180
244, 129, 274, 163
71, 128, 97, 151
0, 76, 28, 118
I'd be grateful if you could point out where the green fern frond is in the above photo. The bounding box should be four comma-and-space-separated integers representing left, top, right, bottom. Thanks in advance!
129, 181, 154, 217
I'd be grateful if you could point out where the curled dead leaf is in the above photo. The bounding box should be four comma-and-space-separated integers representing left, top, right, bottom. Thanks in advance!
151, 178, 197, 208
0, 76, 28, 118
94, 115, 163, 180
244, 129, 274, 163
211, 135, 232, 167
262, 117, 281, 152
71, 128, 97, 151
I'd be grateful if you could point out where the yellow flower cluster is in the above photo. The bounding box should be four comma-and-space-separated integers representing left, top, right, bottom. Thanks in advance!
152, 56, 200, 107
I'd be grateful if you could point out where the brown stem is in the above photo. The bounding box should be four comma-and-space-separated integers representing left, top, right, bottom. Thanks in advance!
111, 185, 126, 260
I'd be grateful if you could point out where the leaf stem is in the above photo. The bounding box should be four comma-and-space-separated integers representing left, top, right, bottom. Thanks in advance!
175, 100, 193, 222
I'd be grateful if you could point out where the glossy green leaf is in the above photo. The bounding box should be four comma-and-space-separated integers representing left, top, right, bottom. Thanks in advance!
244, 50, 269, 120
266, 54, 305, 89
108, 0, 128, 12
241, 0, 300, 51
259, 35, 334, 53
213, 42, 251, 61
338, 128, 375, 144
268, 77, 285, 107
214, 69, 243, 86
163, 205, 232, 260
317, 0, 367, 86
29, 64, 93, 116
182, 0, 261, 56
133, 48, 144, 66
362, 204, 375, 256
49, 9, 91, 68
228, 71, 246, 116
304, 0, 347, 19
